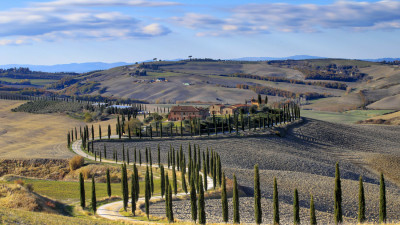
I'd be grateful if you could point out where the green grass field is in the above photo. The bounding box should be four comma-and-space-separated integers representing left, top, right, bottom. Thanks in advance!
147, 71, 185, 77
0, 77, 57, 86
1, 177, 162, 204
301, 109, 394, 124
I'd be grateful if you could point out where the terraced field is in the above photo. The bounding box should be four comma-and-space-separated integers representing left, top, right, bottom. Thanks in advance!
94, 118, 400, 224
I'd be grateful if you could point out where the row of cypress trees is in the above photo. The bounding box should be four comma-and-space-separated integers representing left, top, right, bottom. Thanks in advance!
244, 163, 387, 225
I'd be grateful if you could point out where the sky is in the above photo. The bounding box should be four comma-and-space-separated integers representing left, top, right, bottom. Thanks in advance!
0, 0, 400, 65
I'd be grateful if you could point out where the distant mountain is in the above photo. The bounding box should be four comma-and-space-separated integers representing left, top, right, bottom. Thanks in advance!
0, 62, 131, 73
231, 55, 326, 61
362, 58, 400, 62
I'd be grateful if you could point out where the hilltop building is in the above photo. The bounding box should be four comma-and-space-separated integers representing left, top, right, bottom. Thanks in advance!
209, 104, 249, 115
168, 105, 209, 121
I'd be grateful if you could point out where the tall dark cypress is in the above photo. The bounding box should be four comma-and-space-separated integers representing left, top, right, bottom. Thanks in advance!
190, 176, 197, 223
91, 176, 97, 213
151, 167, 154, 194
198, 175, 206, 224
165, 178, 170, 218
106, 168, 111, 198
358, 176, 366, 223
310, 194, 317, 225
131, 174, 136, 216
79, 172, 85, 208
168, 184, 174, 222
161, 165, 165, 198
254, 164, 262, 224
293, 189, 300, 225
273, 177, 279, 225
181, 160, 188, 193
139, 150, 142, 166
145, 167, 150, 219
99, 124, 102, 140
158, 144, 161, 168
172, 165, 177, 195
203, 160, 207, 191
221, 172, 228, 223
379, 173, 386, 223
122, 164, 128, 211
108, 124, 111, 139
334, 162, 342, 224
233, 174, 240, 224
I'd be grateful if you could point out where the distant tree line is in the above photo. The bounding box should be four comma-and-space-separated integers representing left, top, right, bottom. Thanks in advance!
236, 84, 330, 100
228, 73, 348, 90
0, 67, 78, 80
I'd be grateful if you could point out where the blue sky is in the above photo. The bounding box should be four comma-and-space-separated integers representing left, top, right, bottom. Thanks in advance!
0, 0, 400, 65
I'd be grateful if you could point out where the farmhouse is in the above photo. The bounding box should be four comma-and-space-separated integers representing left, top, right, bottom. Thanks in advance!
209, 104, 249, 115
168, 105, 209, 121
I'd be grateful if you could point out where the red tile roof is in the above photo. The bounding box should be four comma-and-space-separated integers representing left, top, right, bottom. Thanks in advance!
170, 105, 200, 112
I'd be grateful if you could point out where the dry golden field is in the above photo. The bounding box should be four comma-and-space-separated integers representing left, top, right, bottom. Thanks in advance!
0, 99, 116, 159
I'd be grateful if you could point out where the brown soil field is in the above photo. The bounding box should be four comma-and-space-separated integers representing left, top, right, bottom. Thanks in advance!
0, 100, 116, 159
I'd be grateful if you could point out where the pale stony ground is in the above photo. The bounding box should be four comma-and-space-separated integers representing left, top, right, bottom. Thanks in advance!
95, 118, 400, 224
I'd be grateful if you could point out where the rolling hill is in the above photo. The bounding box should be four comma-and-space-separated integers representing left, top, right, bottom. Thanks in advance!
49, 59, 400, 111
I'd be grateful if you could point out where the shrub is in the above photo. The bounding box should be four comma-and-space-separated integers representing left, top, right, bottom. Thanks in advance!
25, 183, 34, 192
69, 156, 84, 171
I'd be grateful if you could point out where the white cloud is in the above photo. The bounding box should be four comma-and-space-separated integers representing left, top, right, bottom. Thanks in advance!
0, 0, 175, 45
33, 0, 181, 8
173, 1, 400, 36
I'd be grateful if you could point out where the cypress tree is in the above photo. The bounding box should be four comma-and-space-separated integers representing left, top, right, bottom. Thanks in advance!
145, 167, 150, 219
358, 176, 366, 223
149, 148, 153, 167
173, 165, 177, 195
165, 180, 170, 219
127, 148, 130, 165
134, 147, 137, 164
221, 172, 228, 223
161, 165, 165, 198
181, 160, 188, 193
108, 124, 111, 139
293, 189, 300, 225
91, 176, 97, 213
131, 174, 136, 216
139, 150, 142, 166
273, 177, 279, 225
233, 174, 240, 224
218, 155, 222, 186
158, 144, 161, 168
310, 194, 317, 225
190, 176, 197, 222
104, 145, 107, 160
99, 124, 102, 140
198, 175, 206, 224
254, 164, 262, 224
67, 132, 71, 147
168, 184, 174, 222
379, 173, 386, 223
122, 164, 128, 211
203, 160, 207, 191
91, 125, 94, 140
106, 168, 111, 198
146, 147, 149, 164
334, 162, 342, 224
151, 167, 154, 194
135, 165, 139, 201
79, 172, 85, 208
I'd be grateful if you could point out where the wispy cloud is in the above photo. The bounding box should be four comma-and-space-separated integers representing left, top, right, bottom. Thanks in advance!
0, 0, 176, 45
33, 0, 181, 8
173, 0, 400, 36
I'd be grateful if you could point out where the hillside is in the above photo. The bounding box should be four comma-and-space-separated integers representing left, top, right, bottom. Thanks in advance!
51, 59, 400, 111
